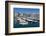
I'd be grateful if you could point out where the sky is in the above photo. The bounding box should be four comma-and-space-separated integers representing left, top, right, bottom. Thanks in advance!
14, 8, 39, 14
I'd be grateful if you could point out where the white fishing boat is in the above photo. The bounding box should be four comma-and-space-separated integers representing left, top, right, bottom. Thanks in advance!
19, 19, 28, 25
17, 17, 28, 25
20, 22, 28, 25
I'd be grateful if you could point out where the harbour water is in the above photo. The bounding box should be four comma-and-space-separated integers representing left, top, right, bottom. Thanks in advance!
14, 20, 40, 28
